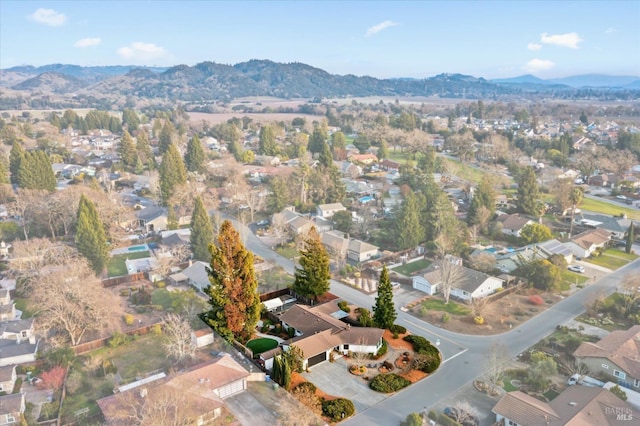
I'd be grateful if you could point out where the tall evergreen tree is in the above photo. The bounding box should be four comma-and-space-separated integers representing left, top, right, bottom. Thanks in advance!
0, 159, 9, 184
122, 109, 140, 132
626, 223, 635, 254
318, 140, 333, 168
159, 143, 187, 205
17, 150, 56, 191
76, 195, 109, 274
377, 139, 389, 160
9, 142, 24, 185
118, 130, 137, 169
200, 220, 260, 343
259, 125, 278, 156
136, 130, 154, 168
516, 166, 540, 216
292, 226, 331, 300
308, 126, 327, 154
373, 265, 397, 329
395, 191, 424, 250
184, 134, 206, 173
158, 121, 176, 154
190, 196, 215, 262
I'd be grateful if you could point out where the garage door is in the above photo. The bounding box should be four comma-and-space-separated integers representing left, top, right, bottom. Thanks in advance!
218, 379, 245, 399
307, 352, 327, 368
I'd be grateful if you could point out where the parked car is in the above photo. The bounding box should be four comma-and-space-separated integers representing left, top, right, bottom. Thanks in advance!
391, 282, 401, 290
443, 407, 479, 426
568, 265, 585, 273
256, 220, 270, 227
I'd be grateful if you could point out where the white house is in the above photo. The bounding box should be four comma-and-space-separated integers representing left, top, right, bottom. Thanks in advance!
413, 262, 503, 302
170, 261, 210, 293
496, 214, 535, 237
316, 203, 347, 219
564, 228, 611, 258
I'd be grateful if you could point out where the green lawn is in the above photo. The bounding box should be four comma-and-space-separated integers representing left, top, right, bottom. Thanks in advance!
579, 197, 640, 220
606, 248, 639, 261
14, 298, 34, 319
387, 150, 410, 162
246, 338, 279, 355
151, 288, 174, 309
110, 334, 171, 382
392, 259, 432, 276
421, 298, 471, 316
275, 245, 299, 260
560, 270, 589, 291
107, 250, 151, 277
585, 254, 630, 270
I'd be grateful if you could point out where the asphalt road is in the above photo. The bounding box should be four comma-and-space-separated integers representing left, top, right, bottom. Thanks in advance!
227, 216, 640, 425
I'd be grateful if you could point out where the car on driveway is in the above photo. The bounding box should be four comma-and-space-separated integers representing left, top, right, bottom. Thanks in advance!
443, 407, 479, 426
256, 220, 270, 228
391, 282, 401, 290
568, 265, 585, 273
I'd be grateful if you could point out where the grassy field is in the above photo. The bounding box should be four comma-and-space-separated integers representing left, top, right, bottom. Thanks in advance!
421, 298, 471, 316
275, 245, 299, 260
392, 259, 432, 276
247, 338, 279, 354
606, 248, 639, 261
14, 298, 34, 318
107, 250, 151, 277
586, 254, 630, 270
560, 270, 589, 291
580, 197, 640, 220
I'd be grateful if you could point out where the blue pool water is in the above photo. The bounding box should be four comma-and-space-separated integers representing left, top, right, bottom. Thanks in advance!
359, 195, 374, 203
128, 245, 148, 252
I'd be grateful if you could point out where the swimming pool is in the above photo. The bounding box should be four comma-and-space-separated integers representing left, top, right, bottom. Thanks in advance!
359, 195, 374, 203
128, 244, 148, 252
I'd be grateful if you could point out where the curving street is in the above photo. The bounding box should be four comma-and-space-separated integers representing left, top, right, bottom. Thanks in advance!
230, 216, 640, 425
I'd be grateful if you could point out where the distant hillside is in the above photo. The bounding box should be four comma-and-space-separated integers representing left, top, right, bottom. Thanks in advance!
2, 60, 639, 104
549, 74, 640, 88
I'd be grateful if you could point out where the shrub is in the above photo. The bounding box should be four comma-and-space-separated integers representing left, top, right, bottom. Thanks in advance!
528, 295, 544, 305
338, 301, 351, 313
108, 332, 131, 348
155, 280, 166, 288
474, 316, 484, 325
294, 381, 317, 394
372, 340, 388, 359
321, 398, 355, 421
403, 335, 441, 373
287, 326, 295, 338
389, 324, 407, 334
419, 305, 429, 317
370, 373, 411, 393
123, 314, 134, 325
442, 312, 450, 323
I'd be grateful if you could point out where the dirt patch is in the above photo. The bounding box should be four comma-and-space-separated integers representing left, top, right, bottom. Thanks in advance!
383, 331, 414, 351
399, 369, 428, 383
410, 289, 563, 335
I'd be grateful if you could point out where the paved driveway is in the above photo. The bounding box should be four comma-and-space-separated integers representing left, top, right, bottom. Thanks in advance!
301, 357, 387, 413
225, 390, 278, 426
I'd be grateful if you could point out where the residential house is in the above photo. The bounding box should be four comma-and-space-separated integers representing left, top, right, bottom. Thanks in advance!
577, 213, 631, 239
98, 355, 250, 425
573, 325, 640, 390
379, 159, 400, 172
347, 153, 378, 165
272, 208, 314, 236
320, 230, 379, 263
536, 239, 574, 264
336, 161, 363, 178
0, 242, 10, 258
564, 228, 611, 258
0, 393, 25, 425
492, 385, 637, 425
412, 260, 503, 301
271, 303, 384, 370
159, 229, 191, 255
496, 214, 535, 237
0, 365, 16, 394
135, 206, 168, 233
0, 289, 15, 322
316, 203, 347, 219
254, 155, 281, 167
169, 261, 210, 293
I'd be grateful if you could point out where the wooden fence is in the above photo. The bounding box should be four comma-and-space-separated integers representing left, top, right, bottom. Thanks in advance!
73, 322, 162, 355
101, 272, 147, 288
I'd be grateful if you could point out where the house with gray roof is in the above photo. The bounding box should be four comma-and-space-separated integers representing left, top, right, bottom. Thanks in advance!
412, 261, 503, 301
578, 213, 632, 240
170, 261, 210, 293
0, 393, 25, 425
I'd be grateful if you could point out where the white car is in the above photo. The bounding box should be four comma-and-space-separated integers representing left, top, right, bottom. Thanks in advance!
391, 282, 401, 290
568, 265, 585, 273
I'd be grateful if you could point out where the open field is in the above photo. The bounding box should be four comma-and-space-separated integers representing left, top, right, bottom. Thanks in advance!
188, 111, 321, 126
580, 197, 640, 220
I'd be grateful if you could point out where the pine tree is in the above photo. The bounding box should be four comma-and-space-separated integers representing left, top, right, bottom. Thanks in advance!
136, 130, 155, 169
75, 195, 109, 274
167, 204, 178, 230
118, 130, 137, 169
318, 140, 333, 168
377, 139, 389, 160
158, 121, 176, 154
395, 192, 424, 250
259, 125, 278, 156
626, 223, 635, 254
190, 196, 215, 262
292, 226, 331, 300
184, 134, 206, 173
159, 143, 187, 205
373, 265, 397, 329
200, 220, 260, 343
122, 109, 140, 132
9, 142, 24, 185
17, 150, 56, 191
0, 159, 9, 184
308, 126, 327, 154
517, 166, 540, 216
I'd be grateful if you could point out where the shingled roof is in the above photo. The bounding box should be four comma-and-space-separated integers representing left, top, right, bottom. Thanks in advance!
574, 325, 640, 379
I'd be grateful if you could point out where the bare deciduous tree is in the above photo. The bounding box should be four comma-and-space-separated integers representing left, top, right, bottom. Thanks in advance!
161, 313, 197, 363
438, 257, 464, 305
483, 343, 510, 395
29, 258, 119, 346
450, 400, 479, 425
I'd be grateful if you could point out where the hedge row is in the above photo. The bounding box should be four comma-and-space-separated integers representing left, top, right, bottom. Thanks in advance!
369, 373, 411, 393
403, 335, 441, 373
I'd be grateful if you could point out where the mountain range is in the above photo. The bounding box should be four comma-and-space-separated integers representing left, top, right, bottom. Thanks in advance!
1, 60, 638, 106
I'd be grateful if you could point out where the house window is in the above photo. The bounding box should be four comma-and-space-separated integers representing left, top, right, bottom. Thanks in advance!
344, 344, 349, 350
634, 379, 640, 388
21, 331, 28, 338
6, 415, 14, 423
602, 364, 609, 369
614, 370, 626, 379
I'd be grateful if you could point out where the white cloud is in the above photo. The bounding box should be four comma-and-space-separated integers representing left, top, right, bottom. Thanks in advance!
365, 20, 399, 37
605, 27, 616, 34
523, 59, 556, 73
527, 43, 542, 51
540, 32, 583, 49
28, 8, 67, 27
117, 42, 168, 62
74, 38, 102, 48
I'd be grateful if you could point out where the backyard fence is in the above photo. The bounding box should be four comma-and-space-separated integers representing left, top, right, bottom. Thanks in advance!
101, 272, 147, 288
72, 322, 162, 355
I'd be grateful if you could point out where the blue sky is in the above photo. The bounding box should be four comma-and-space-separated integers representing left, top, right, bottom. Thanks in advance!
1, 1, 639, 79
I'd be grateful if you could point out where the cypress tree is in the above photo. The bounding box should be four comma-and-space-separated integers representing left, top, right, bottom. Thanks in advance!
184, 134, 206, 173
395, 191, 424, 250
292, 226, 331, 300
200, 220, 260, 343
373, 265, 397, 329
158, 121, 176, 154
259, 125, 278, 156
626, 223, 635, 254
76, 195, 109, 274
190, 196, 214, 262
159, 143, 187, 205
9, 142, 24, 185
517, 166, 540, 216
118, 130, 137, 169
136, 130, 155, 169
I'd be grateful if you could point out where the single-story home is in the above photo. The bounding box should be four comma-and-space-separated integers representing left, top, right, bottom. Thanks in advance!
577, 213, 632, 240
0, 365, 16, 394
170, 261, 210, 293
564, 228, 611, 258
412, 261, 503, 301
321, 230, 379, 263
316, 203, 347, 219
135, 206, 168, 233
496, 213, 535, 237
0, 393, 25, 425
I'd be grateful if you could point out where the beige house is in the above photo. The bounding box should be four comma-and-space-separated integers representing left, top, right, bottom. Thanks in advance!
574, 325, 640, 390
0, 393, 25, 425
316, 203, 347, 219
321, 230, 379, 263
565, 228, 612, 258
492, 386, 637, 425
496, 214, 534, 237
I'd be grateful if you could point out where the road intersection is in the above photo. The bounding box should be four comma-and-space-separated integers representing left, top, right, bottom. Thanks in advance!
232, 217, 640, 425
